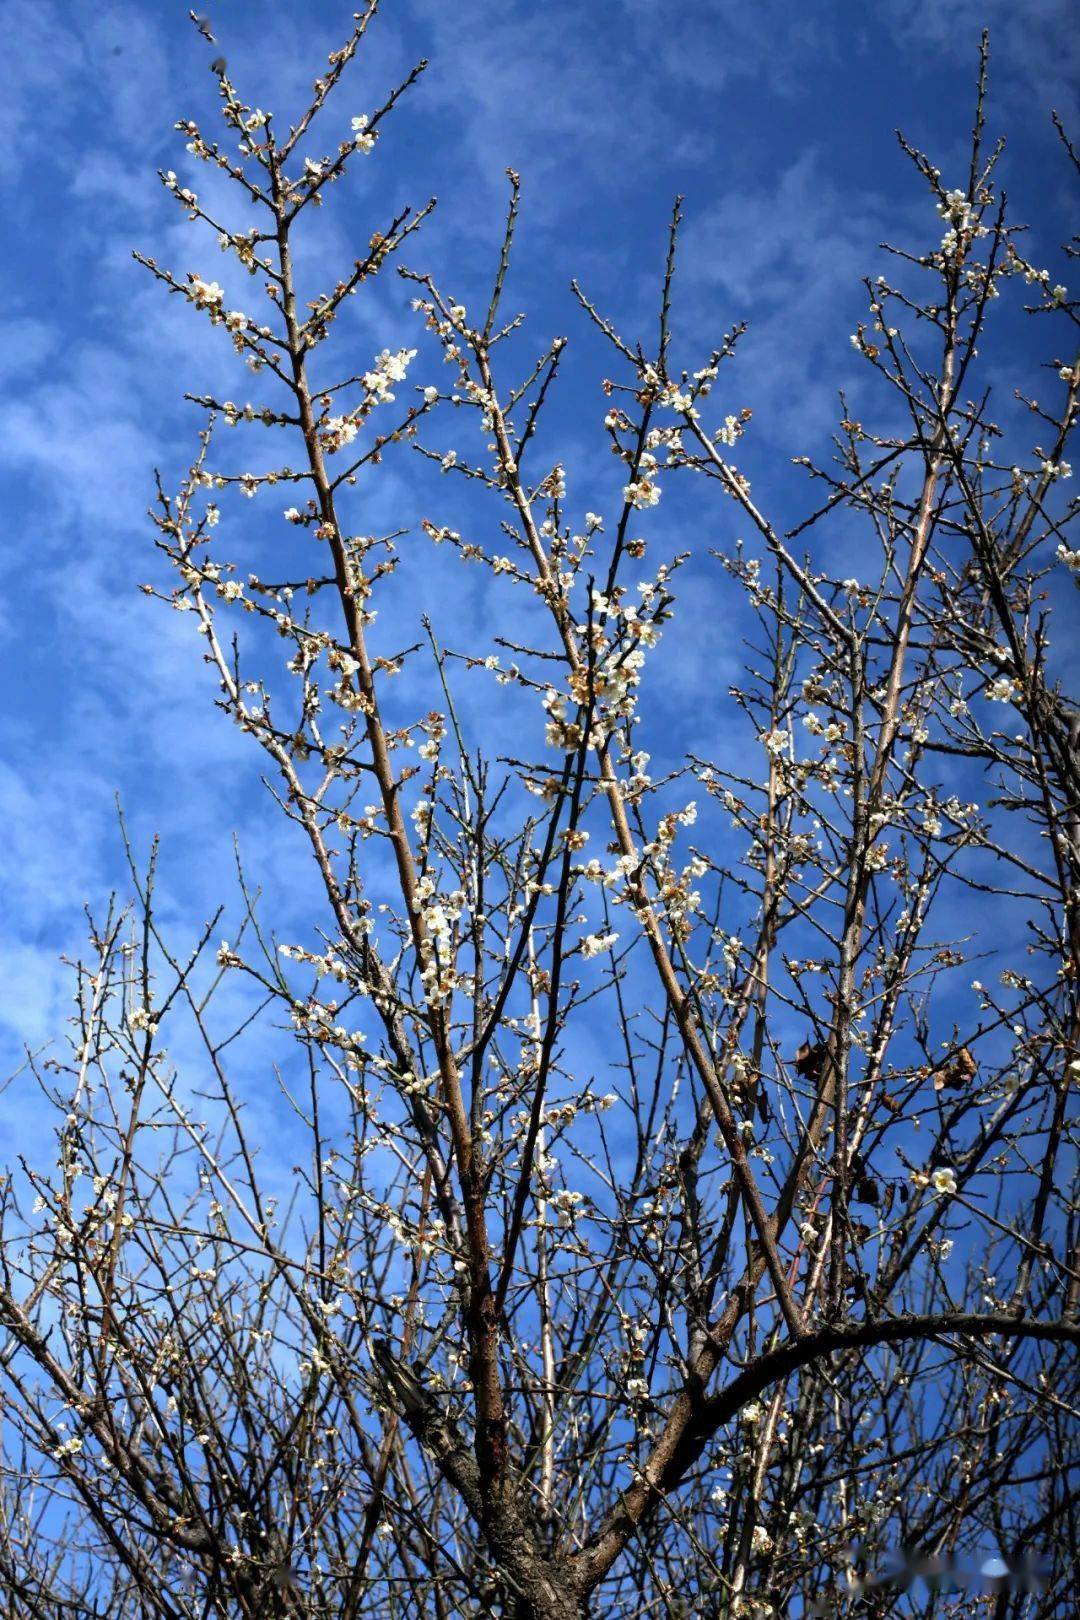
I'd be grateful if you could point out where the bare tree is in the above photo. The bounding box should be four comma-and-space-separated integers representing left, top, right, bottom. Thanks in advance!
2, 8, 1077, 1617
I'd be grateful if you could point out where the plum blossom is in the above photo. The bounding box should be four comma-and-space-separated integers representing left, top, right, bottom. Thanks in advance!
189, 276, 224, 309
623, 477, 661, 509
351, 114, 376, 153
321, 416, 360, 454
363, 347, 417, 404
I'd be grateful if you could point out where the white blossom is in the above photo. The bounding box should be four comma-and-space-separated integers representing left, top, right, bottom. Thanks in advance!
351, 114, 376, 153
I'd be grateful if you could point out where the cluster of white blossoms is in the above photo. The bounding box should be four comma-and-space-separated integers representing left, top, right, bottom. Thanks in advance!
420, 524, 459, 550
645, 801, 698, 855
320, 414, 360, 454
910, 1165, 958, 1197
317, 350, 417, 453
802, 710, 844, 743
550, 1186, 585, 1227
657, 380, 698, 417
936, 187, 988, 258
414, 878, 467, 1003
540, 1090, 618, 1128
713, 414, 745, 448
547, 574, 677, 752
580, 849, 640, 893
362, 346, 417, 403
542, 687, 586, 752
540, 461, 566, 501
217, 226, 261, 275
645, 425, 684, 467
630, 804, 703, 941
163, 169, 199, 211
623, 461, 662, 509
985, 675, 1021, 704
184, 273, 252, 343
581, 931, 618, 960
278, 941, 353, 986
288, 987, 347, 1039
1057, 544, 1080, 575
350, 113, 376, 153
1011, 246, 1068, 303
409, 793, 433, 839
189, 275, 224, 309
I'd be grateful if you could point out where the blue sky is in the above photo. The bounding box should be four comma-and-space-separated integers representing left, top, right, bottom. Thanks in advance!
1, 0, 1077, 1140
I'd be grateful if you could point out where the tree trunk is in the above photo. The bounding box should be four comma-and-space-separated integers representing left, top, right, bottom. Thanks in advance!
508, 1567, 587, 1620
484, 1519, 587, 1620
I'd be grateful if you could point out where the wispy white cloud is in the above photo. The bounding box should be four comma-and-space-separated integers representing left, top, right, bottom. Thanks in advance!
1, 0, 1071, 1094
881, 0, 1080, 127
0, 0, 174, 182
621, 0, 840, 96
0, 0, 85, 183
676, 150, 902, 445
